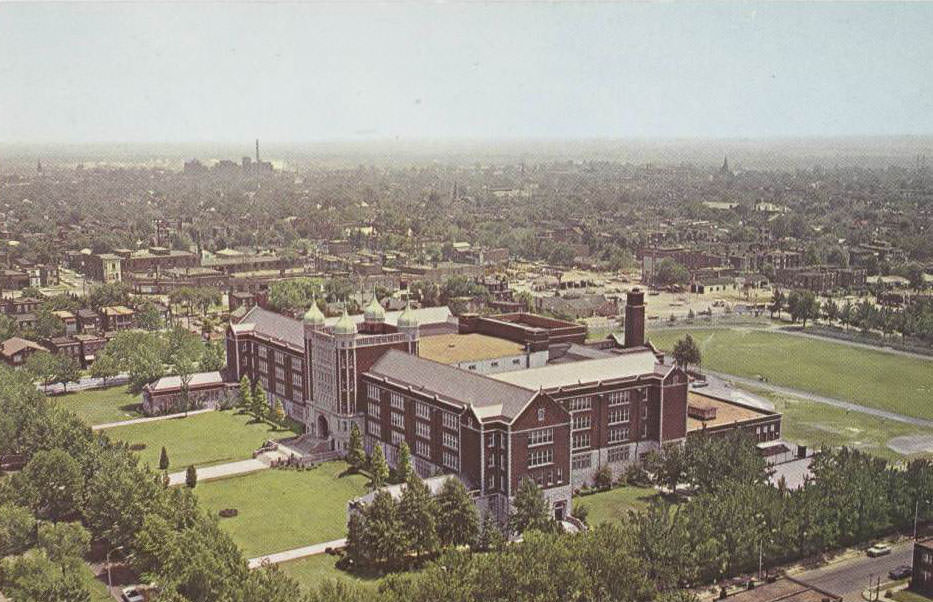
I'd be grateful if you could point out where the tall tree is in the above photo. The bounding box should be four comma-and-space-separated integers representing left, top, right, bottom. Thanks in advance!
346, 423, 365, 472
396, 441, 413, 483
398, 473, 439, 561
19, 448, 84, 521
364, 490, 408, 570
371, 444, 389, 487
509, 477, 556, 536
672, 334, 701, 372
435, 477, 479, 547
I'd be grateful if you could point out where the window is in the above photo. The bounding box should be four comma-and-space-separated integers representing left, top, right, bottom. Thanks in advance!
442, 412, 458, 430
608, 406, 630, 424
416, 421, 431, 439
415, 402, 431, 420
415, 440, 430, 458
367, 384, 380, 401
391, 431, 404, 446
487, 453, 495, 467
275, 366, 285, 380
391, 412, 404, 429
641, 421, 648, 438
572, 414, 591, 431
607, 390, 629, 405
537, 408, 545, 421
367, 420, 380, 437
608, 446, 630, 463
291, 373, 302, 388
572, 454, 592, 470
467, 364, 476, 371
572, 432, 591, 450
491, 361, 499, 367
487, 433, 497, 448
568, 396, 592, 412
443, 432, 458, 450
528, 448, 553, 468
641, 404, 649, 419
512, 358, 521, 365
608, 426, 630, 443
390, 392, 404, 410
368, 402, 381, 419
527, 428, 553, 446
443, 451, 459, 471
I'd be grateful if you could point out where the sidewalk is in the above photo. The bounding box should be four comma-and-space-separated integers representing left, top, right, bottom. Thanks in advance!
247, 538, 346, 569
92, 408, 214, 431
166, 456, 272, 486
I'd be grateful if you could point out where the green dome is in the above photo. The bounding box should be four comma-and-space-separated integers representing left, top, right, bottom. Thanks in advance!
302, 301, 325, 325
364, 296, 386, 322
332, 309, 358, 335
397, 300, 419, 329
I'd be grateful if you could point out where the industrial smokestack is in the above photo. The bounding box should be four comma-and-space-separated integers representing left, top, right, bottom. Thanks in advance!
255, 139, 260, 163
624, 288, 645, 348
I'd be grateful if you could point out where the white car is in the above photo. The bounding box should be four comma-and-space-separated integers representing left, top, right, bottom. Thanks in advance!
121, 587, 145, 602
867, 543, 892, 558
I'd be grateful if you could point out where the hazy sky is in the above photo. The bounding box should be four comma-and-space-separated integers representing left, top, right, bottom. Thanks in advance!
1, 2, 932, 143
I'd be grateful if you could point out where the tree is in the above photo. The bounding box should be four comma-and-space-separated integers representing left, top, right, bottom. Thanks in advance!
593, 465, 613, 490
654, 259, 690, 287
398, 473, 439, 561
185, 465, 198, 488
371, 444, 389, 487
272, 399, 286, 424
476, 512, 506, 552
672, 334, 701, 372
136, 301, 164, 331
396, 441, 413, 483
89, 352, 119, 385
37, 521, 91, 573
644, 442, 688, 494
435, 477, 479, 548
0, 552, 91, 602
159, 446, 170, 470
34, 308, 65, 340
25, 350, 59, 392
346, 423, 365, 472
0, 503, 35, 556
364, 490, 409, 570
769, 289, 785, 319
20, 448, 84, 521
52, 355, 80, 393
238, 375, 253, 410
200, 341, 225, 372
251, 384, 268, 420
510, 478, 555, 535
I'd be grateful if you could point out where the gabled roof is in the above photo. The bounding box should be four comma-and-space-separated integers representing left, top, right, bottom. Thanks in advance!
234, 306, 304, 349
0, 337, 47, 358
490, 350, 659, 391
366, 350, 536, 422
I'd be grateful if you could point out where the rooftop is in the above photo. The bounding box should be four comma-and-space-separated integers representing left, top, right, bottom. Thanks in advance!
686, 391, 775, 431
490, 350, 659, 391
146, 371, 224, 392
419, 333, 525, 365
0, 337, 47, 358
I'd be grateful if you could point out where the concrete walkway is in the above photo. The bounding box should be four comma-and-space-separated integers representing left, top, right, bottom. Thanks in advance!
247, 538, 346, 569
705, 369, 933, 429
167, 456, 271, 486
92, 408, 214, 431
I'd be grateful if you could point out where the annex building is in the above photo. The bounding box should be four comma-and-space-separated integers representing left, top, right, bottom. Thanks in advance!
225, 289, 689, 521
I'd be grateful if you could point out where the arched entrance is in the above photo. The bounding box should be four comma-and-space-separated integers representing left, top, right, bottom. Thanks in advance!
317, 415, 329, 439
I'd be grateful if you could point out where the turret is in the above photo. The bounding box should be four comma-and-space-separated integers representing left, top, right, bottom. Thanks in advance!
397, 300, 420, 354
363, 295, 385, 325
302, 299, 325, 331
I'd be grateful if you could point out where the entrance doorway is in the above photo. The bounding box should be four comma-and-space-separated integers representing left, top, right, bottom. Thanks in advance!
317, 415, 329, 439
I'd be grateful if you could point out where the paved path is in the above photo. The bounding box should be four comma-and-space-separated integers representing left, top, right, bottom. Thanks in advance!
92, 408, 214, 431
705, 369, 933, 429
792, 540, 913, 601
167, 457, 271, 486
247, 538, 346, 569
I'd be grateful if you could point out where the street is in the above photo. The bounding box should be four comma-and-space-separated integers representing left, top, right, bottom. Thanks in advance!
793, 541, 913, 601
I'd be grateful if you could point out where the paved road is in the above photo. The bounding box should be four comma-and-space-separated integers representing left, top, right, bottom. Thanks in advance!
41, 374, 130, 395
247, 538, 346, 569
92, 408, 214, 431
793, 542, 913, 601
705, 369, 933, 429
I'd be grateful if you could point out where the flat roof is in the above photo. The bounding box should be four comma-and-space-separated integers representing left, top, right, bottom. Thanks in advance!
419, 333, 525, 365
490, 350, 658, 390
726, 578, 838, 602
687, 391, 774, 431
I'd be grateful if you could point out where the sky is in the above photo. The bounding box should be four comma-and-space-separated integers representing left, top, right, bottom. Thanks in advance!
1, 2, 932, 143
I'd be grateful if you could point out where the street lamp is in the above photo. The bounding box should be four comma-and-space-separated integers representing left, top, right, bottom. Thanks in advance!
915, 497, 931, 540
107, 545, 125, 590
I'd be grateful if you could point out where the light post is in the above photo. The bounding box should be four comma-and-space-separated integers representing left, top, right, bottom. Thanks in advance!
915, 497, 931, 540
107, 545, 125, 591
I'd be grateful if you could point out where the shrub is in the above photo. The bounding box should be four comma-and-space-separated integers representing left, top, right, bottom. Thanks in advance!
594, 465, 613, 490
129, 443, 146, 451
185, 465, 198, 488
219, 508, 238, 518
572, 501, 589, 524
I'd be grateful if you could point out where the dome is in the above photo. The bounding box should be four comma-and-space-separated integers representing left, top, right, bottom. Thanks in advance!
363, 296, 386, 322
302, 301, 325, 325
397, 301, 419, 329
332, 309, 358, 335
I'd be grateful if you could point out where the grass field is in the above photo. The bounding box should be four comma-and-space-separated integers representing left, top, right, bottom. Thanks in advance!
195, 461, 369, 557
279, 553, 380, 593
54, 385, 142, 426
573, 485, 659, 527
648, 328, 933, 420
748, 386, 933, 462
105, 410, 298, 470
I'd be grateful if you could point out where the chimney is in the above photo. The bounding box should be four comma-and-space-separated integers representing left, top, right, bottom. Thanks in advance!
255, 139, 260, 163
624, 288, 645, 348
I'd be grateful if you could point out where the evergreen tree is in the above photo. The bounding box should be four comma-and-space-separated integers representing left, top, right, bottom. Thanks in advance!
251, 384, 267, 420
398, 472, 439, 561
238, 376, 253, 410
476, 512, 506, 552
159, 446, 170, 470
273, 398, 286, 424
510, 477, 555, 536
185, 465, 198, 489
365, 490, 408, 570
672, 334, 701, 372
344, 511, 369, 568
371, 444, 389, 487
396, 441, 413, 483
346, 423, 365, 472
435, 477, 479, 548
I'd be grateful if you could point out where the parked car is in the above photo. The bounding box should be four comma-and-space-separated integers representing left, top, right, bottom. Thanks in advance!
867, 543, 892, 557
121, 587, 145, 602
889, 566, 912, 580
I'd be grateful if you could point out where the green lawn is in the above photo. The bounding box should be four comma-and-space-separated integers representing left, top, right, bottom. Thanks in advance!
194, 461, 369, 557
279, 553, 380, 593
54, 385, 142, 426
104, 410, 298, 470
648, 327, 933, 420
574, 485, 660, 527
892, 589, 933, 602
749, 386, 933, 462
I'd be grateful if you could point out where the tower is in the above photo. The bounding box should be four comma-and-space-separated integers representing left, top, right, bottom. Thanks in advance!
396, 300, 420, 354
255, 139, 260, 163
624, 288, 645, 348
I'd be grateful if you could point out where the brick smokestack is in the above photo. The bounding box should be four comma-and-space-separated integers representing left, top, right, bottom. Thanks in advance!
624, 288, 645, 348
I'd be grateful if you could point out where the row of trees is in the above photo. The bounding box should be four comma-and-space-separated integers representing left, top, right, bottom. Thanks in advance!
238, 376, 286, 425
